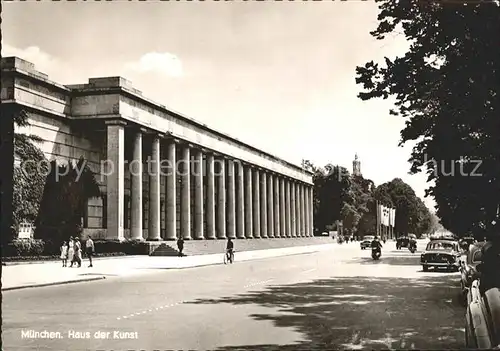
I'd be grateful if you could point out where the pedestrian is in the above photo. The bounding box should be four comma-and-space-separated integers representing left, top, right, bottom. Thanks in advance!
73, 237, 82, 267
60, 241, 68, 267
177, 237, 184, 257
85, 235, 95, 267
68, 236, 75, 267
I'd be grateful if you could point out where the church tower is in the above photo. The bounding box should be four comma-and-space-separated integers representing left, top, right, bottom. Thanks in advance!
353, 153, 361, 177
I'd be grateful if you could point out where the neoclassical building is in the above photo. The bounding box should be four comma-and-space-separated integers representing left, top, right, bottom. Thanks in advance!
1, 57, 314, 241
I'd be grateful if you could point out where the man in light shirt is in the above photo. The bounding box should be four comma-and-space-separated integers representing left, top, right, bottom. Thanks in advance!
85, 235, 95, 267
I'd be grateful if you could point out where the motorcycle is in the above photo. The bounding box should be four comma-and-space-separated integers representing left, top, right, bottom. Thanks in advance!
409, 242, 417, 253
372, 247, 381, 260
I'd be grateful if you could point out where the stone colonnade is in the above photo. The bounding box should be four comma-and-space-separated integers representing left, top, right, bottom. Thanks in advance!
105, 121, 314, 241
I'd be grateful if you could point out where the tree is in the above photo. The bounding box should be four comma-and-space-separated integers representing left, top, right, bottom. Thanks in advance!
429, 212, 444, 234
356, 0, 500, 238
350, 175, 377, 236
34, 157, 101, 253
304, 161, 352, 234
374, 178, 432, 237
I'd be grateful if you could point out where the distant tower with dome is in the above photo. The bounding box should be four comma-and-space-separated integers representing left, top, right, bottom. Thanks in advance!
352, 153, 361, 177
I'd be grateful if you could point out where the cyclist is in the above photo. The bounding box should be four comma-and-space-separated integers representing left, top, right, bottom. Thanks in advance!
226, 238, 234, 263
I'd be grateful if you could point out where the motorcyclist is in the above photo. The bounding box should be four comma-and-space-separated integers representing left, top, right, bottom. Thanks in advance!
477, 232, 500, 295
371, 236, 383, 252
409, 236, 417, 251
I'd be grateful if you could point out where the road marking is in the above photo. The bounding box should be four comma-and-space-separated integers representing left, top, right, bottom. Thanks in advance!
116, 300, 188, 320
244, 279, 274, 288
301, 268, 317, 274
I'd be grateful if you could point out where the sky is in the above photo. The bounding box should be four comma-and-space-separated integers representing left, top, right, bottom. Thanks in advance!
2, 1, 436, 212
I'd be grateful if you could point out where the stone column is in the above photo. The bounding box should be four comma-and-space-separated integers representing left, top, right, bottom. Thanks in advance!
206, 153, 216, 239
260, 171, 268, 238
236, 162, 245, 239
193, 149, 204, 240
253, 168, 260, 238
245, 166, 253, 238
303, 184, 308, 237
274, 176, 280, 237
309, 186, 314, 236
130, 129, 143, 241
105, 120, 125, 241
181, 144, 191, 239
285, 180, 292, 238
165, 140, 177, 240
295, 183, 302, 237
300, 184, 305, 237
217, 157, 226, 239
280, 177, 286, 238
148, 135, 161, 240
267, 173, 274, 238
295, 182, 301, 237
227, 159, 236, 239
290, 181, 296, 237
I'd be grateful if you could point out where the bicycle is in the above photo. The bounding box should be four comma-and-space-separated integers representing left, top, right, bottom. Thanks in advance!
223, 249, 234, 264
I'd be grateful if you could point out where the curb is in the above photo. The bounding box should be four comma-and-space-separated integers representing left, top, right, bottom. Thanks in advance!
2, 276, 106, 291
2, 255, 142, 266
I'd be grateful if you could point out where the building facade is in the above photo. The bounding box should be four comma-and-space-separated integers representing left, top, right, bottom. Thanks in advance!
1, 57, 314, 241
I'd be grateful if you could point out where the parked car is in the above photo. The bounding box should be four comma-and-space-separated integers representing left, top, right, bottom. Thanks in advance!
360, 235, 374, 250
420, 239, 461, 272
460, 242, 485, 301
465, 280, 500, 349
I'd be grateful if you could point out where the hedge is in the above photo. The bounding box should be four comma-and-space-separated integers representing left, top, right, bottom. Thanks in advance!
3, 238, 45, 257
2, 238, 151, 258
2, 252, 126, 262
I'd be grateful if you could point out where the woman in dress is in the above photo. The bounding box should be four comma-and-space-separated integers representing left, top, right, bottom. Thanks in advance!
67, 236, 75, 267
73, 237, 82, 268
60, 241, 68, 267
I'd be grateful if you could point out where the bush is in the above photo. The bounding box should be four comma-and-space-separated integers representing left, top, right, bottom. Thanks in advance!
2, 252, 127, 263
94, 239, 150, 255
4, 238, 45, 257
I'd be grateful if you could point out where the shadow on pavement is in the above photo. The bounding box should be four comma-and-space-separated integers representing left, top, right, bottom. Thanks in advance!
347, 255, 423, 266
188, 276, 465, 350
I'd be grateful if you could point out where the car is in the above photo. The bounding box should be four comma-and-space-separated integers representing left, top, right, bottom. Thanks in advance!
420, 239, 462, 272
396, 236, 410, 249
360, 235, 374, 250
464, 280, 500, 349
459, 242, 485, 301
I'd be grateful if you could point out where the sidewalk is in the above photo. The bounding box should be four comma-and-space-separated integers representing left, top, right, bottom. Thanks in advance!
1, 243, 337, 291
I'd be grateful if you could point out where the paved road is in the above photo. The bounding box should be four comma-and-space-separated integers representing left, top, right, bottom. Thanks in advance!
3, 240, 466, 350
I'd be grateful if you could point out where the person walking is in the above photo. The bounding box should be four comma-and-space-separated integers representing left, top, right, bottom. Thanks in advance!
60, 241, 68, 267
225, 238, 234, 263
85, 235, 95, 267
68, 237, 75, 267
177, 237, 184, 257
73, 237, 82, 268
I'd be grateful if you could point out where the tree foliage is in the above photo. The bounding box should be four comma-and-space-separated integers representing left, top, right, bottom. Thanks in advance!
311, 164, 352, 233
12, 135, 48, 232
374, 178, 431, 237
2, 104, 47, 239
34, 157, 101, 253
356, 0, 500, 239
303, 159, 432, 237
